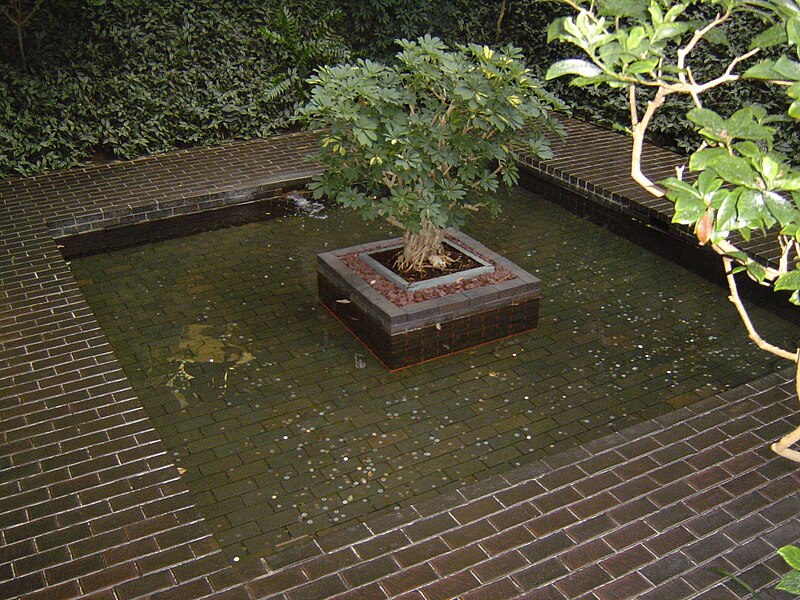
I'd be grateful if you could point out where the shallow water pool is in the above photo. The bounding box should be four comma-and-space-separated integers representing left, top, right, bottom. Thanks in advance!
69, 187, 800, 560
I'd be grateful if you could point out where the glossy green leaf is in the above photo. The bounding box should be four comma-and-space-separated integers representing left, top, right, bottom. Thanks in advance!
778, 545, 800, 571
746, 260, 767, 282
654, 22, 690, 42
708, 154, 757, 188
662, 176, 701, 197
546, 59, 603, 80
788, 16, 800, 47
627, 26, 647, 51
546, 18, 570, 42
760, 155, 781, 184
673, 194, 707, 222
687, 108, 725, 131
727, 110, 773, 141
774, 56, 800, 79
701, 24, 729, 47
697, 169, 723, 195
789, 98, 800, 118
736, 188, 765, 221
689, 147, 729, 171
775, 270, 800, 292
733, 141, 762, 159
777, 569, 800, 592
626, 58, 659, 74
709, 155, 758, 187
742, 59, 783, 80
764, 190, 797, 225
777, 174, 800, 191
716, 193, 739, 229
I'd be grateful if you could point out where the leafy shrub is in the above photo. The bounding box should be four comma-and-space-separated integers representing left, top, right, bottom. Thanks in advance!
0, 0, 349, 178
301, 36, 564, 272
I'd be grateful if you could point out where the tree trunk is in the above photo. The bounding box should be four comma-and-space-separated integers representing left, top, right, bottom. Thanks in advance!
396, 219, 449, 274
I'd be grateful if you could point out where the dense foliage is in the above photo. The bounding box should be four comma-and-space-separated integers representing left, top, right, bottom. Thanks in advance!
2, 0, 798, 179
0, 0, 348, 178
301, 36, 563, 272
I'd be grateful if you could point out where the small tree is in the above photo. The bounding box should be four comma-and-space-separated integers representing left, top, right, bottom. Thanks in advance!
546, 0, 800, 460
300, 35, 564, 273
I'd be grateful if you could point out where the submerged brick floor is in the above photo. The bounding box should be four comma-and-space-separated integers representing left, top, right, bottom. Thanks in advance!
1, 119, 799, 599
68, 186, 798, 563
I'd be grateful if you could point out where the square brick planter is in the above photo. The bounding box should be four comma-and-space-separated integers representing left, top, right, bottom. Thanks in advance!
317, 230, 540, 369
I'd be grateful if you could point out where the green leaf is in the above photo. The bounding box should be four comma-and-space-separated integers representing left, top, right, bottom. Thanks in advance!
672, 193, 707, 222
760, 155, 781, 185
546, 59, 603, 80
697, 169, 723, 195
777, 173, 800, 191
710, 155, 759, 187
687, 108, 725, 131
546, 18, 569, 42
750, 23, 788, 49
654, 22, 690, 43
778, 545, 800, 571
789, 16, 800, 47
733, 141, 762, 159
764, 191, 797, 225
627, 26, 646, 51
716, 193, 738, 229
737, 188, 765, 221
626, 58, 659, 74
775, 270, 800, 292
746, 260, 767, 282
742, 59, 783, 80
662, 176, 701, 197
777, 569, 800, 593
689, 147, 729, 170
727, 109, 773, 141
702, 26, 729, 47
774, 55, 800, 80
789, 98, 800, 118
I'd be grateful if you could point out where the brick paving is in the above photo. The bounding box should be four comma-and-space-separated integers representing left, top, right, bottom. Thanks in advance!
67, 180, 797, 561
1, 118, 799, 599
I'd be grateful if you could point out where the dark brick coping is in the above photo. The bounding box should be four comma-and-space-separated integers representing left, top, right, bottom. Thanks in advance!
1, 119, 798, 599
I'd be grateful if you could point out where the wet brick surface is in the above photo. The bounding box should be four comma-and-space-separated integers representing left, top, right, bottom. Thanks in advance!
70, 187, 800, 563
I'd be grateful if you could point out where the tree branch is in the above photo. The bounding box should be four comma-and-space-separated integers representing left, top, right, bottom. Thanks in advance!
720, 256, 797, 361
629, 87, 670, 197
771, 357, 800, 462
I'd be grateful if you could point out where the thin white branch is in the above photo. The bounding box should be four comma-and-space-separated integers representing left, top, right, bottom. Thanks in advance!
720, 256, 798, 361
771, 359, 800, 462
629, 87, 670, 197
628, 84, 638, 126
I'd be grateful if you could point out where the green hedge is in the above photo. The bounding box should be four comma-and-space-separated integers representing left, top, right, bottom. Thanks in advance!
0, 0, 347, 178
1, 0, 795, 179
